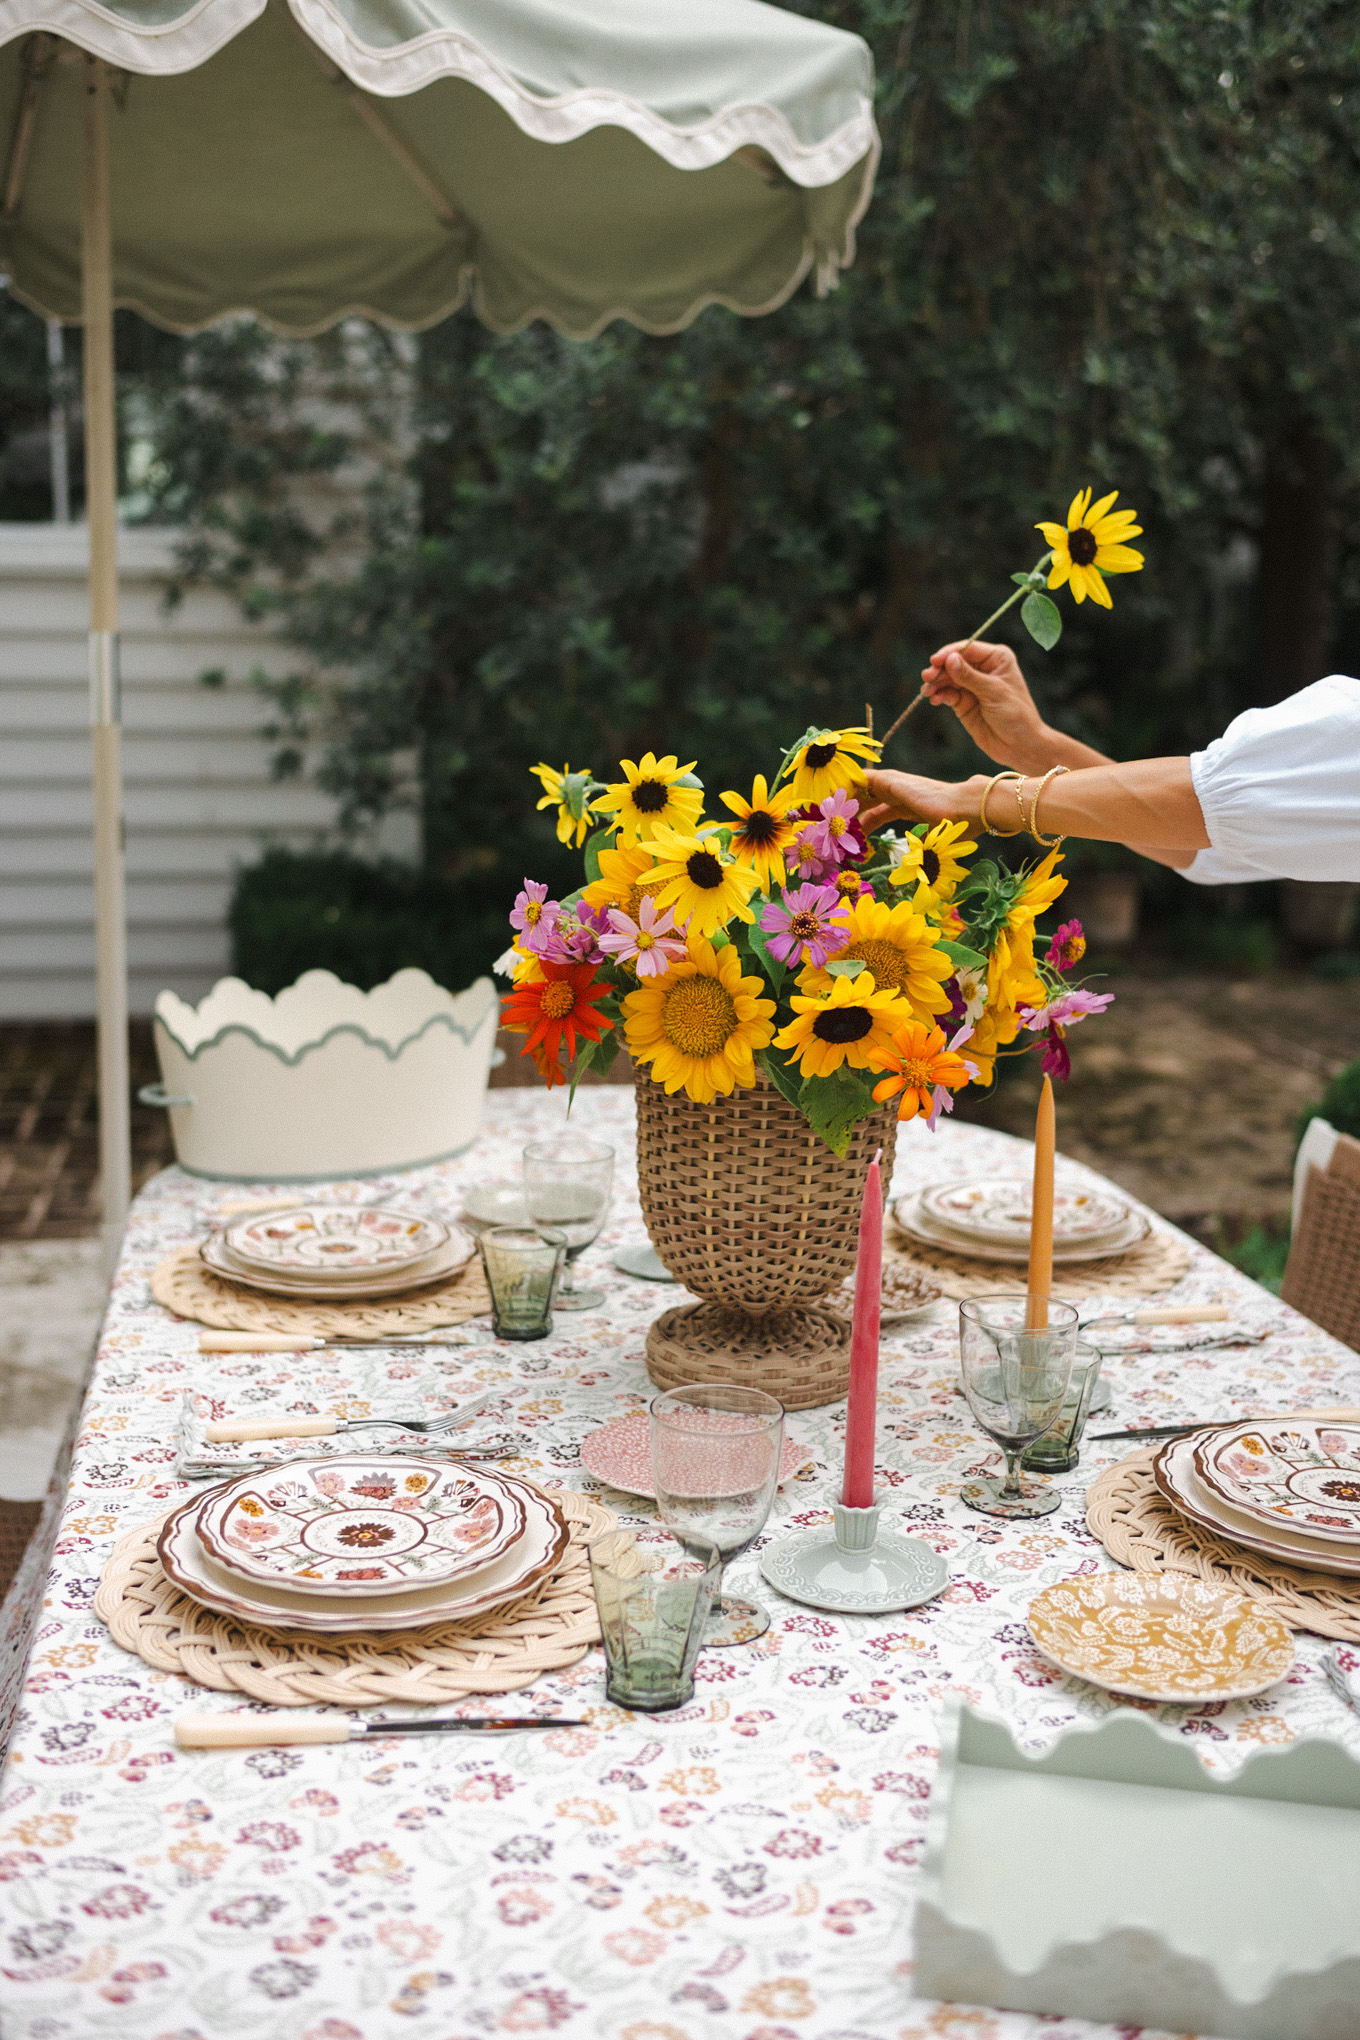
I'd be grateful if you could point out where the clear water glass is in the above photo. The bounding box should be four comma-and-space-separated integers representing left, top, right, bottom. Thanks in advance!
1023, 1340, 1103, 1473
478, 1226, 563, 1341
649, 1384, 784, 1646
589, 1531, 721, 1712
959, 1294, 1078, 1517
523, 1135, 614, 1311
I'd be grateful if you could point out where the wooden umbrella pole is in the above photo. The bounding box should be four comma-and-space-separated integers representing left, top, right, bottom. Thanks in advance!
82, 55, 131, 1260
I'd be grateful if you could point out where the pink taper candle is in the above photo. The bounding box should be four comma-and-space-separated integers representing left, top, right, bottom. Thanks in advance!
842, 1148, 883, 1509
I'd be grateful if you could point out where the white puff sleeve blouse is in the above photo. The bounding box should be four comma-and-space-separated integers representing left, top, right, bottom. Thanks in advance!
1183, 675, 1360, 884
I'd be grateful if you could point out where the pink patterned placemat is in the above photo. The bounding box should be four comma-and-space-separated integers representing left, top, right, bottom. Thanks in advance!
580, 1413, 814, 1499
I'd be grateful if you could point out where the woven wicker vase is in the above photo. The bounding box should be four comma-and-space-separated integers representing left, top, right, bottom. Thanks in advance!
635, 1070, 899, 1409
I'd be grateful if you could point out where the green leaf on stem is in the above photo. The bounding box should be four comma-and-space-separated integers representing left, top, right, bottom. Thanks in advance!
827, 957, 867, 978
798, 1065, 883, 1158
582, 825, 613, 885
1021, 592, 1063, 650
745, 914, 785, 995
937, 939, 988, 970
758, 1047, 804, 1109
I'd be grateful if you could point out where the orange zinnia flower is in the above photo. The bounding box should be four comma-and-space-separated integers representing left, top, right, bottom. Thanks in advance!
502, 961, 613, 1076
869, 1018, 974, 1123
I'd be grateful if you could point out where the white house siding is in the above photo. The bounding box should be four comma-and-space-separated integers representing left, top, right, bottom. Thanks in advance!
0, 522, 343, 1019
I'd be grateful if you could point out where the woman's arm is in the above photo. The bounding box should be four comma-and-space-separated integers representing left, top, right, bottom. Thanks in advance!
860, 758, 1210, 868
911, 640, 1111, 774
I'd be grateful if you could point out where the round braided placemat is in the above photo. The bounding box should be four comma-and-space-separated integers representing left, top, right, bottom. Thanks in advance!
150, 1243, 492, 1337
95, 1486, 621, 1705
887, 1220, 1191, 1302
1086, 1450, 1360, 1642
645, 1300, 853, 1409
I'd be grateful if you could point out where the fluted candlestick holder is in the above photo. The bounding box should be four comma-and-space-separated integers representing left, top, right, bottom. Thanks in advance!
759, 1492, 948, 1616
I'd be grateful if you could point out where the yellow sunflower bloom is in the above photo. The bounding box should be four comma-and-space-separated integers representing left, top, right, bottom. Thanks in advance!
774, 971, 907, 1081
581, 840, 666, 920
782, 726, 882, 804
800, 894, 953, 1018
529, 761, 600, 848
624, 935, 776, 1104
596, 753, 704, 843
718, 775, 801, 891
870, 1018, 975, 1122
1036, 488, 1145, 610
888, 819, 978, 908
645, 824, 761, 939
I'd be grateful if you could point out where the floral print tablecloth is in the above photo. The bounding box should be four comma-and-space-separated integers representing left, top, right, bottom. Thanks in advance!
3, 1087, 1360, 2040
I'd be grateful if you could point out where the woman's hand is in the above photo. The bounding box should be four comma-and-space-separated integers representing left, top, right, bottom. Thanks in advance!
916, 640, 1053, 771
859, 770, 989, 835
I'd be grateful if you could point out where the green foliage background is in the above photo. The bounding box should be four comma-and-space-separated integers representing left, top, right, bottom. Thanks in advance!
6, 1, 1360, 982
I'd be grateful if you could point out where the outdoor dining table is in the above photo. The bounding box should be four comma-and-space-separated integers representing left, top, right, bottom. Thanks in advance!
3, 1083, 1359, 2038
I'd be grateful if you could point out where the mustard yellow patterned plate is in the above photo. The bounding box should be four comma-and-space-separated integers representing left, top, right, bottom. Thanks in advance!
1027, 1572, 1295, 1703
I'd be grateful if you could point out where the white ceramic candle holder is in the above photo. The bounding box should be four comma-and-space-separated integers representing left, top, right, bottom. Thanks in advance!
759, 1492, 949, 1616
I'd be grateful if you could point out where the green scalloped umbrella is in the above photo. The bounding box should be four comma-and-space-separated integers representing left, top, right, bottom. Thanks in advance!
0, 0, 878, 1247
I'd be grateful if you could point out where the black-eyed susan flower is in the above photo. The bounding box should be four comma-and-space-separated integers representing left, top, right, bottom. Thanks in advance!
529, 762, 602, 848
645, 824, 760, 939
718, 775, 801, 891
774, 971, 906, 1081
782, 726, 881, 804
800, 895, 953, 1018
623, 936, 776, 1103
596, 753, 703, 843
888, 820, 978, 908
1036, 489, 1144, 609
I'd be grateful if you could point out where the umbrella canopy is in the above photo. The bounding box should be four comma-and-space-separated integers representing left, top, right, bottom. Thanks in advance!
0, 0, 877, 1253
0, 0, 877, 336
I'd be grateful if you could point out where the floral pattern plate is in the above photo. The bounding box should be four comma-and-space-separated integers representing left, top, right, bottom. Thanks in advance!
893, 1194, 1149, 1265
1153, 1434, 1360, 1578
579, 1413, 813, 1499
1027, 1571, 1295, 1703
1194, 1420, 1360, 1543
224, 1204, 449, 1275
158, 1476, 569, 1635
195, 1455, 526, 1595
920, 1178, 1132, 1248
200, 1228, 473, 1300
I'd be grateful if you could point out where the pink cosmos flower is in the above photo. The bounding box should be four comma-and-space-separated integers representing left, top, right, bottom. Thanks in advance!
760, 884, 844, 968
509, 879, 562, 955
1019, 989, 1114, 1030
599, 896, 687, 980
805, 790, 867, 868
788, 826, 829, 884
1046, 919, 1087, 971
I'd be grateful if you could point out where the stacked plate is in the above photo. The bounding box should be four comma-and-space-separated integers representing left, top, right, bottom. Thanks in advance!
199, 1203, 474, 1300
893, 1177, 1149, 1264
156, 1453, 570, 1633
1153, 1418, 1360, 1578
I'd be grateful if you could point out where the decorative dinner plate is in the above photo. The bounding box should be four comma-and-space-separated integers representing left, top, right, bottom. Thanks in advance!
200, 1228, 473, 1300
157, 1477, 569, 1635
225, 1204, 449, 1275
834, 1262, 942, 1325
1153, 1435, 1360, 1578
580, 1414, 813, 1499
1027, 1572, 1295, 1703
195, 1455, 526, 1595
920, 1179, 1131, 1249
1193, 1421, 1360, 1544
892, 1195, 1150, 1265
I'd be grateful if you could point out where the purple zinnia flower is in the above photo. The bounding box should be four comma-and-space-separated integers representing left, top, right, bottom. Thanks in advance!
1046, 919, 1087, 971
760, 884, 844, 968
509, 879, 562, 955
541, 906, 605, 968
1038, 1025, 1072, 1083
805, 789, 867, 868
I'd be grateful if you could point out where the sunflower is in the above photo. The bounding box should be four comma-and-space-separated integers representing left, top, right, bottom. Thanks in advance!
800, 895, 953, 1018
782, 726, 882, 804
719, 775, 801, 890
581, 839, 667, 922
774, 972, 906, 1081
644, 824, 761, 939
596, 753, 704, 843
889, 819, 978, 908
624, 936, 776, 1104
870, 1019, 974, 1122
501, 961, 613, 1072
1036, 489, 1144, 610
529, 761, 601, 848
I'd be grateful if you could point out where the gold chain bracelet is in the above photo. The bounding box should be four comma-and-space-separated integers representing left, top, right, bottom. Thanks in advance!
1027, 764, 1069, 847
979, 771, 1025, 837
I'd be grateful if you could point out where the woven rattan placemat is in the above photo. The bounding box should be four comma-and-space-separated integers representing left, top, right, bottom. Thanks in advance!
94, 1486, 621, 1705
1085, 1450, 1360, 1642
150, 1243, 492, 1337
886, 1223, 1191, 1302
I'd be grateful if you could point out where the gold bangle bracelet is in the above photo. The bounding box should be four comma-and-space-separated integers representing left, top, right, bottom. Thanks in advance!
979, 772, 1025, 837
1028, 764, 1069, 847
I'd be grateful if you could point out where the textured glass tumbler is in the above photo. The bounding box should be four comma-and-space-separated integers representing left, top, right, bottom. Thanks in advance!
479, 1226, 564, 1341
1023, 1342, 1103, 1473
959, 1295, 1078, 1517
589, 1535, 721, 1712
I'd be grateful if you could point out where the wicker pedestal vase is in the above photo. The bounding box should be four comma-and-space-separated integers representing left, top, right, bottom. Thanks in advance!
635, 1071, 898, 1409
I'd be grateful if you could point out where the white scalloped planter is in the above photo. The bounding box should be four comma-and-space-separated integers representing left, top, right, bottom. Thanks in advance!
145, 969, 499, 1181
